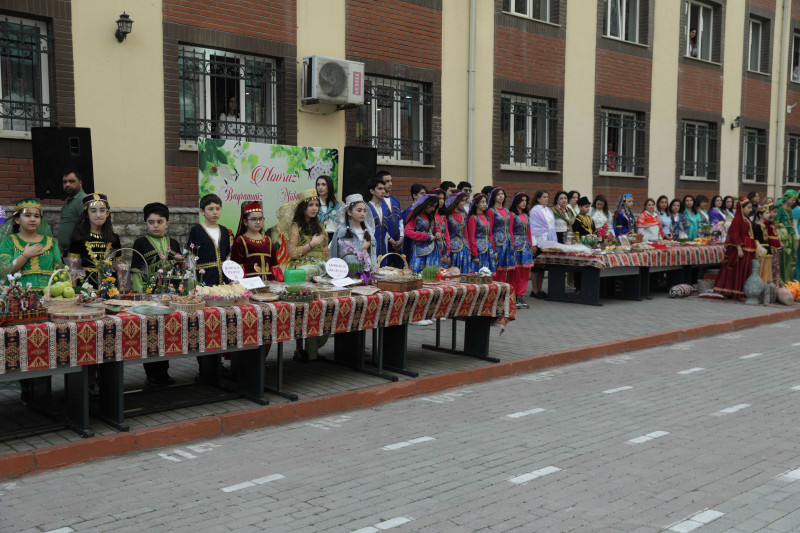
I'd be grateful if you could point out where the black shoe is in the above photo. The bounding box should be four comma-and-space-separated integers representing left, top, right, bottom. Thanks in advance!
145, 374, 175, 387
533, 291, 547, 300
529, 289, 537, 297
293, 350, 310, 364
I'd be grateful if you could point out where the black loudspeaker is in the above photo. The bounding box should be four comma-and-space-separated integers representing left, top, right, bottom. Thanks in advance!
342, 146, 377, 199
31, 127, 94, 199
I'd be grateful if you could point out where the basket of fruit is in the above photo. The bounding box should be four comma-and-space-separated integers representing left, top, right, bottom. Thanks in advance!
42, 268, 79, 307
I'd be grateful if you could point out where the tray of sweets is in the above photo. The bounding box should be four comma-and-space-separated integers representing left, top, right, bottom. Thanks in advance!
47, 304, 105, 323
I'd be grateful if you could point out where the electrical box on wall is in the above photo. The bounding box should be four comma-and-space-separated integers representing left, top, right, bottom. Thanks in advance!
302, 55, 365, 108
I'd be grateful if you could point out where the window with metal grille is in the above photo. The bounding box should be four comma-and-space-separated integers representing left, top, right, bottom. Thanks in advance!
786, 135, 800, 185
502, 0, 549, 22
742, 128, 767, 183
600, 109, 646, 175
681, 121, 718, 179
178, 45, 282, 146
0, 16, 53, 136
604, 0, 640, 43
355, 76, 433, 164
500, 94, 557, 171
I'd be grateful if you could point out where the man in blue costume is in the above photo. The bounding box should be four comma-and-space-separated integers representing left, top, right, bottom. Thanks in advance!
367, 177, 391, 258
378, 170, 403, 266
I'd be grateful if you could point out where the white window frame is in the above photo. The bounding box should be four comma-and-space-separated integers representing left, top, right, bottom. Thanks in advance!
787, 135, 800, 185
681, 121, 714, 180
685, 1, 713, 61
600, 109, 642, 176
792, 33, 800, 83
0, 17, 51, 139
178, 45, 277, 148
502, 0, 550, 22
502, 94, 553, 170
605, 0, 639, 43
742, 128, 767, 184
748, 19, 762, 72
367, 76, 426, 165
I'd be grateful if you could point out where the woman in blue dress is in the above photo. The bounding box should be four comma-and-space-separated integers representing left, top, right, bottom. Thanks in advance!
682, 195, 701, 239
487, 187, 515, 281
403, 194, 444, 274
614, 193, 636, 237
466, 193, 496, 272
442, 191, 472, 273
509, 192, 535, 308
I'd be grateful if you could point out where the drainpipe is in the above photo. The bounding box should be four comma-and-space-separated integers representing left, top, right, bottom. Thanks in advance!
775, 0, 791, 199
468, 0, 476, 184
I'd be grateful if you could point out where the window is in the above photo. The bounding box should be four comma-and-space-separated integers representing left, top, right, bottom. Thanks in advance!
686, 2, 713, 61
0, 16, 53, 135
681, 121, 718, 180
742, 128, 767, 183
600, 109, 646, 175
502, 0, 549, 22
355, 76, 433, 164
749, 19, 762, 72
604, 0, 639, 43
178, 45, 282, 145
786, 135, 800, 185
500, 95, 557, 170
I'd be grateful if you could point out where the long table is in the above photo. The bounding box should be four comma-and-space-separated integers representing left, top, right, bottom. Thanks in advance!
0, 282, 515, 436
536, 244, 725, 305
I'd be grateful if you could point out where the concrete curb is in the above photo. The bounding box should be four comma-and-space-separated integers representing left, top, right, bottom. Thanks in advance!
2, 306, 799, 480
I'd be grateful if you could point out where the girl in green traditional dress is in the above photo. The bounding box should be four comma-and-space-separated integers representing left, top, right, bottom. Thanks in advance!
774, 190, 798, 283
0, 199, 62, 292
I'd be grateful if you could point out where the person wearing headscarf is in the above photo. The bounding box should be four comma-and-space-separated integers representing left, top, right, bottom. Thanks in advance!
714, 198, 757, 298
67, 193, 121, 288
231, 202, 275, 283
774, 189, 798, 283
131, 202, 183, 293
404, 193, 444, 274
329, 194, 376, 270
614, 193, 636, 237
442, 191, 472, 274
0, 199, 61, 291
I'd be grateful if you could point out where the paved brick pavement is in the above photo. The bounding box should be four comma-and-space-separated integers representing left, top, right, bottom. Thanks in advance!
0, 291, 794, 457
3, 319, 800, 531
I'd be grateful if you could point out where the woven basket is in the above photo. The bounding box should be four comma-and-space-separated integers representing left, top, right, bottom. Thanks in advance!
42, 268, 79, 308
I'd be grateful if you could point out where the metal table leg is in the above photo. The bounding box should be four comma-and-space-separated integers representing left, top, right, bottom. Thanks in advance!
265, 342, 299, 401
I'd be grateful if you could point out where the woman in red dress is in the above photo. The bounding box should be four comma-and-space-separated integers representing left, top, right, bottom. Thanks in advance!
231, 202, 275, 282
714, 198, 756, 299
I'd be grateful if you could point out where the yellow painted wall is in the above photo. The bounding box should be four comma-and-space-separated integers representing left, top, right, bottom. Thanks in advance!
440, 0, 470, 183
719, 1, 746, 197
296, 0, 346, 196
72, 0, 164, 207
471, 0, 496, 192
562, 0, 598, 197
647, 1, 681, 200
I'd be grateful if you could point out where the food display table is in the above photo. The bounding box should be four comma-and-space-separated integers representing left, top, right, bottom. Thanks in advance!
0, 282, 515, 436
536, 245, 725, 305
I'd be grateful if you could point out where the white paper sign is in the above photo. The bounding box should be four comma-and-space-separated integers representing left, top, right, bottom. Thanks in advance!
325, 258, 349, 279
239, 277, 266, 290
331, 277, 358, 287
223, 260, 245, 281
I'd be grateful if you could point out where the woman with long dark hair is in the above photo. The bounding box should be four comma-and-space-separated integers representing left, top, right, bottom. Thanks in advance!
315, 175, 340, 242
68, 193, 121, 288
509, 192, 534, 308
682, 195, 701, 239
488, 187, 515, 281
668, 198, 689, 239
590, 194, 612, 236
552, 191, 574, 243
404, 193, 444, 274
528, 190, 554, 299
442, 191, 471, 273
466, 193, 496, 272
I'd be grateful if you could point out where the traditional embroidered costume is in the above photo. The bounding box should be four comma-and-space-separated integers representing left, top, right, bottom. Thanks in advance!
446, 196, 472, 274
466, 212, 496, 272
329, 194, 377, 270
367, 198, 391, 257
187, 223, 232, 286
489, 205, 515, 272
131, 235, 182, 291
714, 198, 757, 299
67, 193, 121, 288
572, 212, 596, 238
230, 202, 275, 283
275, 189, 329, 281
766, 216, 782, 283
404, 195, 446, 274
512, 211, 535, 267
613, 194, 636, 237
775, 190, 799, 283
0, 199, 61, 291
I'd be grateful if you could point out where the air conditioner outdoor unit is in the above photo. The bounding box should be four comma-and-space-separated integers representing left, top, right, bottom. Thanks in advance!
302, 55, 365, 108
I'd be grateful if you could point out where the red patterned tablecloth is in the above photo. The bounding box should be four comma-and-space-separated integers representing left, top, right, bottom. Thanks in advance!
535, 244, 725, 269
0, 282, 514, 375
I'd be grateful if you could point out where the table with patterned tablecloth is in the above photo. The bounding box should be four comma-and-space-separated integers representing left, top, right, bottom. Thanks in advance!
535, 245, 725, 270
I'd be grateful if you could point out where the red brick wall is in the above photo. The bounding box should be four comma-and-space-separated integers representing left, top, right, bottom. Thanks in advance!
677, 65, 723, 113
595, 50, 652, 102
749, 0, 776, 10
0, 158, 36, 201
346, 0, 442, 69
788, 88, 800, 127
166, 166, 200, 207
163, 0, 296, 43
494, 28, 565, 87
742, 78, 772, 121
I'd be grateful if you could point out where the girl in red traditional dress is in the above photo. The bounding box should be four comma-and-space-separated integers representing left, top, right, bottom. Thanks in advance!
714, 198, 756, 299
231, 202, 275, 283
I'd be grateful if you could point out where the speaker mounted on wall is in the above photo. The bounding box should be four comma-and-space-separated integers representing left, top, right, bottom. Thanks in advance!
31, 127, 94, 199
342, 146, 377, 200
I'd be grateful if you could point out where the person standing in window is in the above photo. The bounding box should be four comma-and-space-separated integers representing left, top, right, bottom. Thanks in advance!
4, 77, 35, 131
218, 95, 242, 140
605, 143, 617, 171
687, 28, 699, 58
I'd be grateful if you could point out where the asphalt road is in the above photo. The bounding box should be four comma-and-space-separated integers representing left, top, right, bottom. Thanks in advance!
3, 319, 800, 533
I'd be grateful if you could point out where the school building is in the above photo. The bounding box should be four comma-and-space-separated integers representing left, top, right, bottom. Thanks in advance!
2, 0, 800, 215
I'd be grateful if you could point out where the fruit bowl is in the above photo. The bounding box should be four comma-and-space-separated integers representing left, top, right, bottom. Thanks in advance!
42, 268, 79, 307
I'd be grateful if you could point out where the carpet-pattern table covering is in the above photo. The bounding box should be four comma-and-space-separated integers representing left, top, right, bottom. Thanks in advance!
535, 244, 726, 269
0, 282, 514, 375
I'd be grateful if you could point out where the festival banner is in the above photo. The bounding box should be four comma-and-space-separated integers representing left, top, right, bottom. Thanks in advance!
197, 139, 338, 231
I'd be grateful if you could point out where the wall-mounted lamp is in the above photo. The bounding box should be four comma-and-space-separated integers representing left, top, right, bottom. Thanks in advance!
730, 116, 742, 130
789, 103, 798, 114
115, 12, 133, 43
